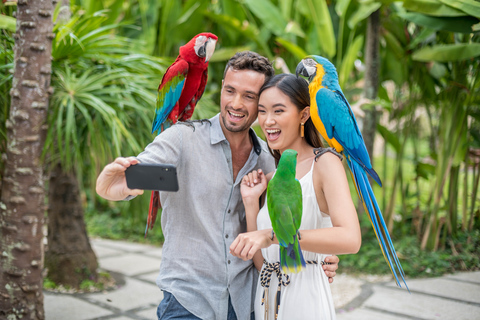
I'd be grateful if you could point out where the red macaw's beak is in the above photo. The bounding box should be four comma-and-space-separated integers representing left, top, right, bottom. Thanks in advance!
205, 38, 217, 62
194, 35, 217, 63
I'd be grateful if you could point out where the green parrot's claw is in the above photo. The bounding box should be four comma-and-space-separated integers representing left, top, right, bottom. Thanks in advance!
313, 147, 343, 162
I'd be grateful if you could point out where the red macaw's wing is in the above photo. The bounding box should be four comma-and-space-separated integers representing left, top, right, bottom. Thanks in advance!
180, 68, 208, 121
151, 58, 188, 134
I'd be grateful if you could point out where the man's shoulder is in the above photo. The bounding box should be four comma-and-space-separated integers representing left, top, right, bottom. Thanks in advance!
164, 119, 213, 138
175, 119, 212, 132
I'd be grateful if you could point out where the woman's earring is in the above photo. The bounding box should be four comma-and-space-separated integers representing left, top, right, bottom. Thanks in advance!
301, 123, 305, 138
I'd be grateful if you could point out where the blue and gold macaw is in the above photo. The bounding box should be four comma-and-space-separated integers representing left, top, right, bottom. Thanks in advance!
296, 55, 408, 290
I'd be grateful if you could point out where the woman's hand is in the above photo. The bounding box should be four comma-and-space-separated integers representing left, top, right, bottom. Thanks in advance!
241, 169, 268, 204
229, 229, 273, 261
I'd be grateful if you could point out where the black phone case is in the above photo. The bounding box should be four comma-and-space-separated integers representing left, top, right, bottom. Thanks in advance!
125, 163, 179, 191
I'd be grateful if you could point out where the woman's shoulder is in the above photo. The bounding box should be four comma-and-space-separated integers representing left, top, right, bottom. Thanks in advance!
313, 149, 344, 175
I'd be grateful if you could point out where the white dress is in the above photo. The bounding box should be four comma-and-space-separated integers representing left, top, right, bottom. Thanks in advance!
254, 160, 336, 320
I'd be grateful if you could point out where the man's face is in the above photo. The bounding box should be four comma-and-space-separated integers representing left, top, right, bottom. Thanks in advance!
220, 68, 265, 134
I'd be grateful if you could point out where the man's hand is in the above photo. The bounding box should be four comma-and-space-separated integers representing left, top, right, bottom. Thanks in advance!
96, 157, 144, 201
323, 255, 339, 284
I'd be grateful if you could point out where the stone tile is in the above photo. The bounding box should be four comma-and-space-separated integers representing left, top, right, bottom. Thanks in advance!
143, 247, 163, 259
331, 274, 364, 309
136, 271, 159, 284
336, 308, 406, 320
91, 243, 124, 258
44, 292, 113, 320
385, 277, 480, 304
134, 306, 159, 320
364, 285, 480, 320
91, 238, 159, 253
83, 278, 162, 312
446, 271, 480, 284
99, 253, 160, 276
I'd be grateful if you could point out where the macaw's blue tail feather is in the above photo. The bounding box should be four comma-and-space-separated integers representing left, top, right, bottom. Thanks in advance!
365, 165, 382, 188
280, 234, 306, 274
152, 119, 173, 136
346, 153, 409, 292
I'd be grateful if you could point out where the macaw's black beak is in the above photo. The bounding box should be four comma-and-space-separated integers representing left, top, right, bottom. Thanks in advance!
295, 61, 309, 78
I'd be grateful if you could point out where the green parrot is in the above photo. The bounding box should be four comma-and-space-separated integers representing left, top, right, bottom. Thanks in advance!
267, 149, 306, 274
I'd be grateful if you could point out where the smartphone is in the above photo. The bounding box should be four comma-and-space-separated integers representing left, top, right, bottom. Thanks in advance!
125, 163, 179, 191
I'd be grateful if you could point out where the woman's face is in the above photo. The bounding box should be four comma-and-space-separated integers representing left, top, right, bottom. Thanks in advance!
257, 87, 305, 153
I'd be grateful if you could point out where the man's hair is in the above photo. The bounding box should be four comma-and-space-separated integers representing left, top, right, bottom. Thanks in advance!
223, 51, 274, 83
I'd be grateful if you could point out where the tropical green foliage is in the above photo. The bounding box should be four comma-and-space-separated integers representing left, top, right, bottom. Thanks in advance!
374, 0, 480, 251
1, 0, 479, 276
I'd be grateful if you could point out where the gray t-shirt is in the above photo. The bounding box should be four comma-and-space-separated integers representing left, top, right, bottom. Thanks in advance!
136, 114, 275, 320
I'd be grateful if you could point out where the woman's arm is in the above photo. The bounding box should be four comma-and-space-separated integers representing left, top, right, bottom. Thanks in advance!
230, 169, 271, 270
299, 152, 361, 255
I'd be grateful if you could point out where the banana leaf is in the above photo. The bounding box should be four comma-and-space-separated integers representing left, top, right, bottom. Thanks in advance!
402, 0, 467, 17
338, 35, 364, 88
298, 0, 336, 58
210, 46, 253, 62
243, 0, 288, 37
275, 37, 308, 60
438, 0, 480, 19
398, 12, 480, 33
412, 43, 480, 62
348, 2, 381, 29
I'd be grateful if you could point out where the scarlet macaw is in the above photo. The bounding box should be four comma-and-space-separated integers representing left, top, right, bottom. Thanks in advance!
296, 55, 409, 290
267, 149, 306, 274
146, 33, 218, 236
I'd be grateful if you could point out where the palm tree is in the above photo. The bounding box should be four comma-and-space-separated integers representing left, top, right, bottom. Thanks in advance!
42, 9, 171, 288
0, 1, 53, 319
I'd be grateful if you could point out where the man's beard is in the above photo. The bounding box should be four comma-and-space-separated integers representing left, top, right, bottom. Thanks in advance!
221, 110, 252, 133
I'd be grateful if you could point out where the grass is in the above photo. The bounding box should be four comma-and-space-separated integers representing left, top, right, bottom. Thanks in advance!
43, 271, 116, 293
85, 193, 164, 245
339, 213, 480, 278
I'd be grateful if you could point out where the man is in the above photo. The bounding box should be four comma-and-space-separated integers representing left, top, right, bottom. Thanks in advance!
96, 51, 339, 320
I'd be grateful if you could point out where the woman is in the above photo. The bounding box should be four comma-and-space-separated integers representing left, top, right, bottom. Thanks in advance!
229, 74, 361, 320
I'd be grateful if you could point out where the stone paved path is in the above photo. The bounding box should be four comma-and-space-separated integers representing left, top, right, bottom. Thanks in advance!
44, 238, 480, 320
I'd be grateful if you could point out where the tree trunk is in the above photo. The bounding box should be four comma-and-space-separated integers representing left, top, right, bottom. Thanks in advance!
0, 1, 54, 319
358, 9, 381, 214
45, 164, 98, 288
362, 9, 380, 160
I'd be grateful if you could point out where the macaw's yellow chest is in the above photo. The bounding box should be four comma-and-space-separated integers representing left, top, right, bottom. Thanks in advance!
309, 72, 344, 152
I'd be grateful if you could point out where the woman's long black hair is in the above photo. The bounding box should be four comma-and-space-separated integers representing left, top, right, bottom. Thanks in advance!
258, 73, 323, 166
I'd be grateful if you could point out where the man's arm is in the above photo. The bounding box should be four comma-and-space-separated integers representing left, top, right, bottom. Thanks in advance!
96, 157, 144, 201
324, 255, 339, 283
